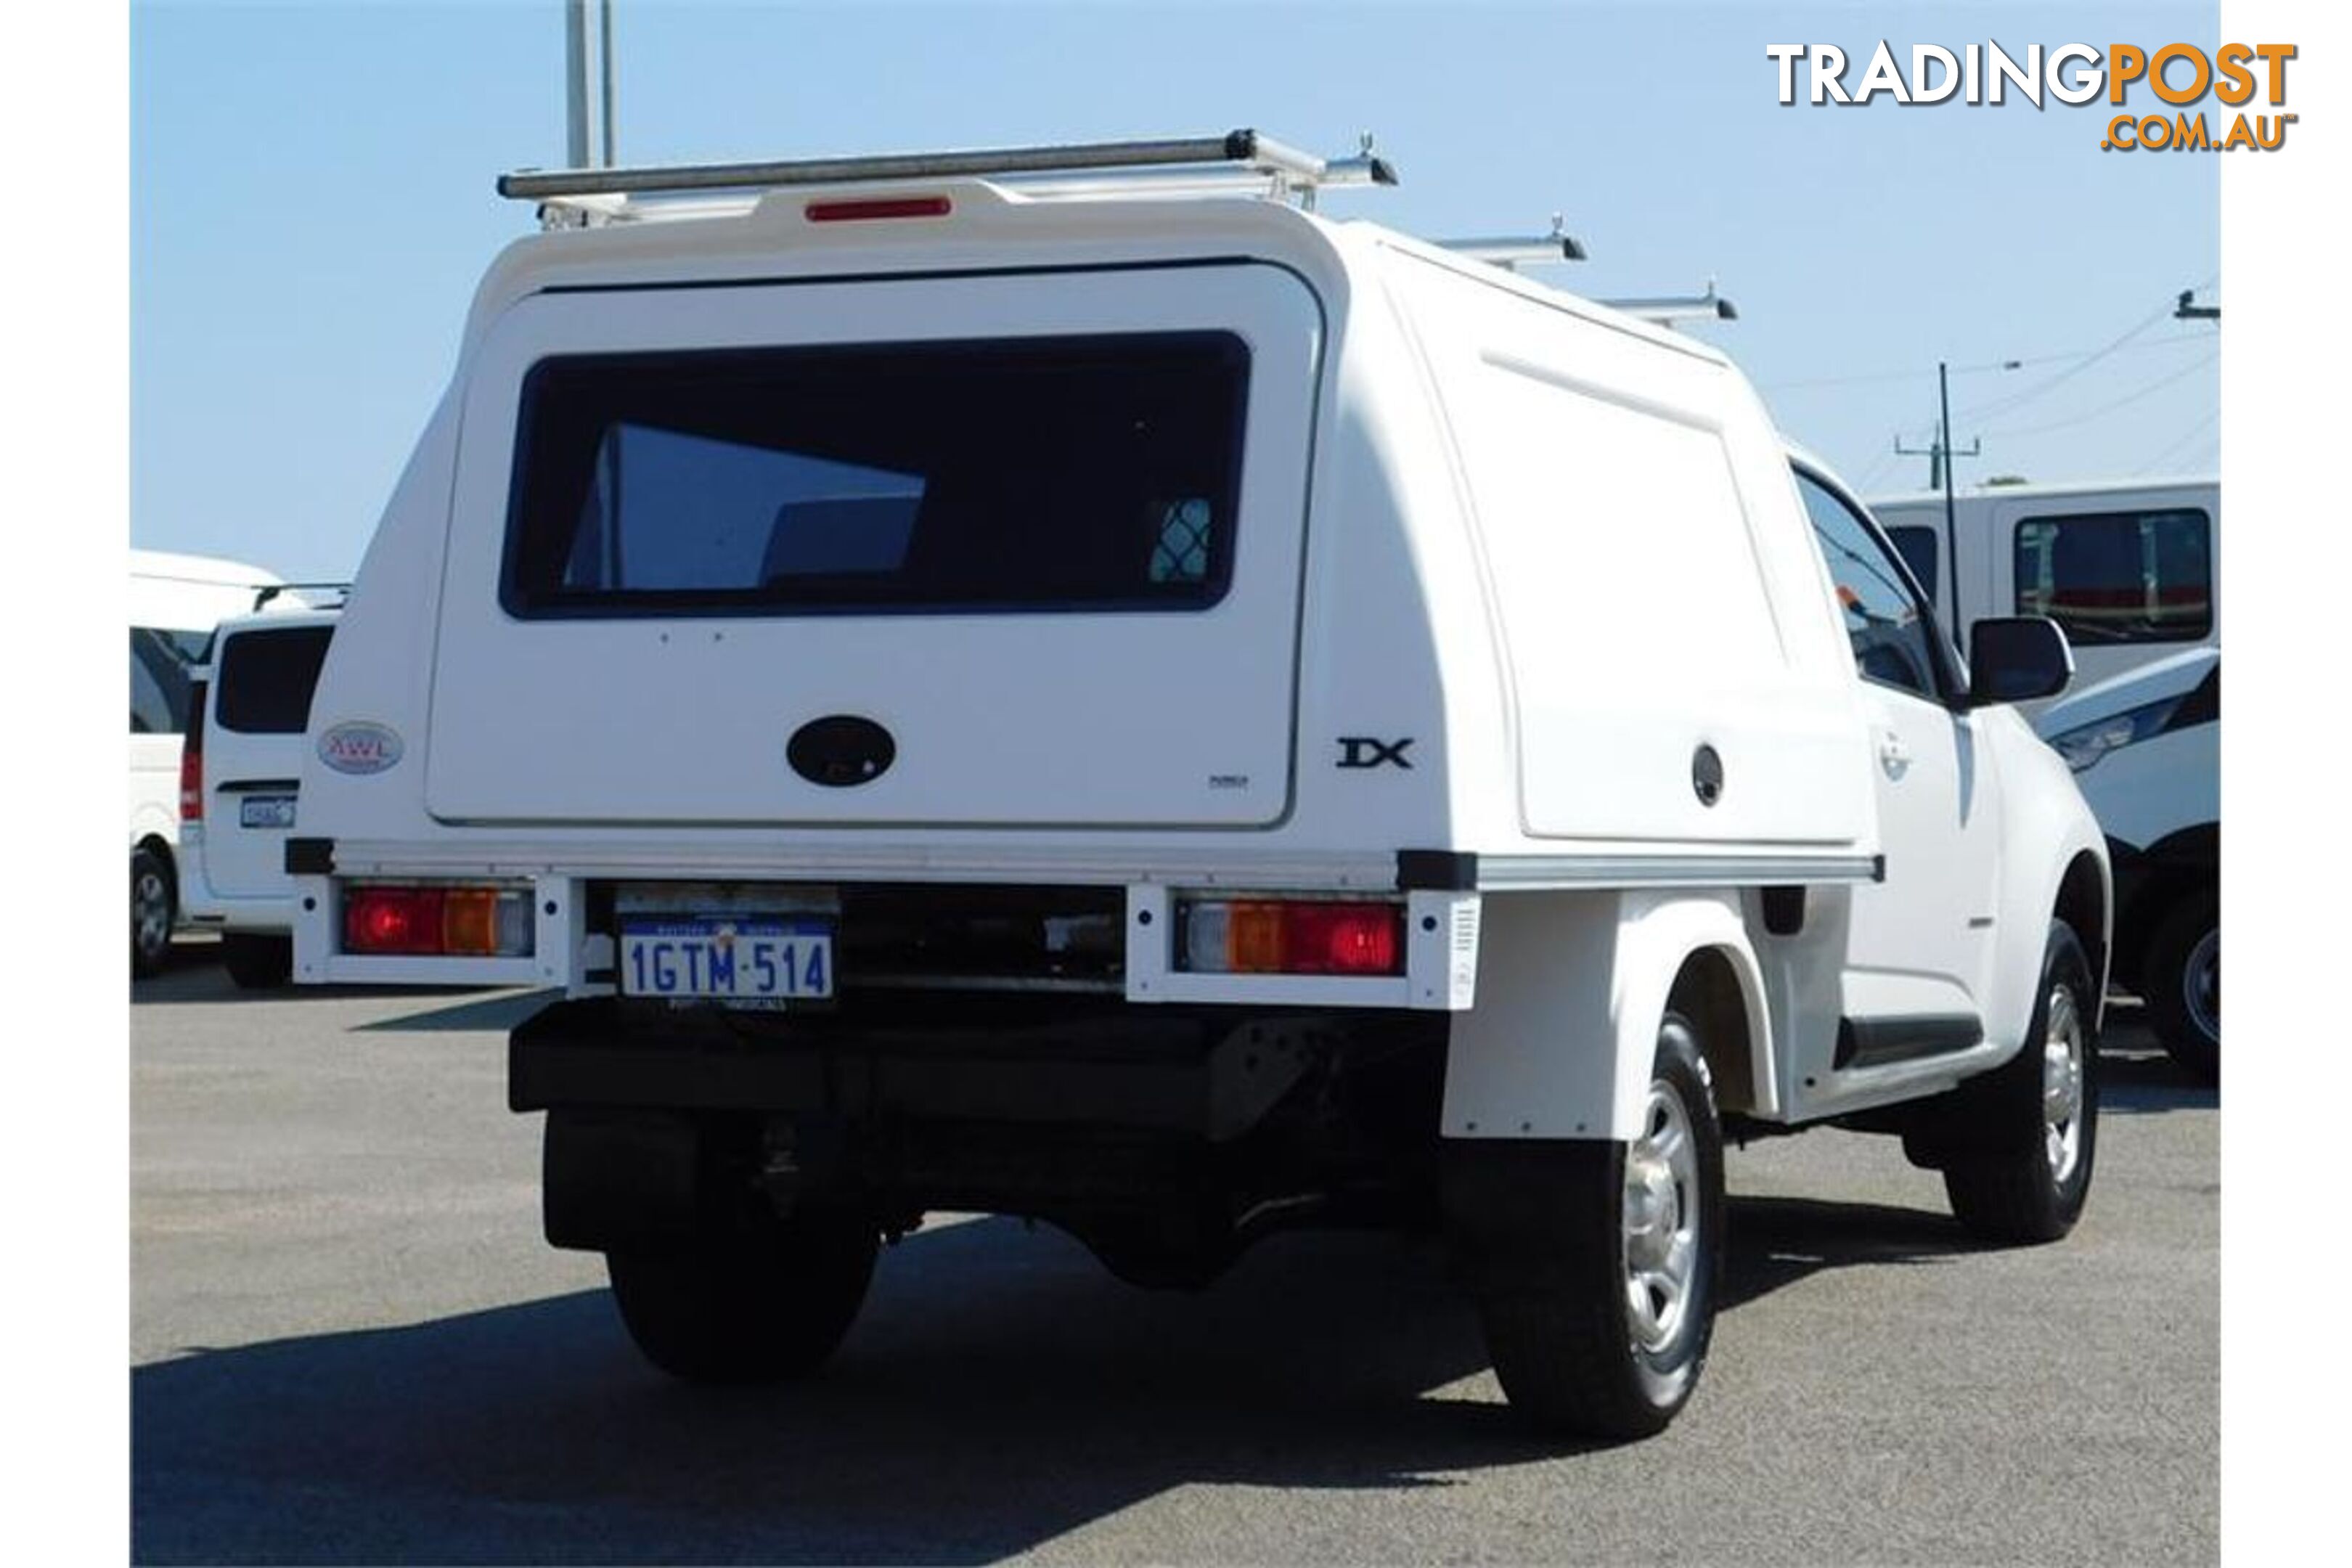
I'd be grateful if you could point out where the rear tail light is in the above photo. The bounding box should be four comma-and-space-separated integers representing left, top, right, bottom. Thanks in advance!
178, 679, 208, 822
342, 884, 534, 957
1177, 898, 1403, 976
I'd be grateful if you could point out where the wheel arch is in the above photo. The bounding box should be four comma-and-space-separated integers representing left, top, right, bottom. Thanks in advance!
1443, 889, 1776, 1143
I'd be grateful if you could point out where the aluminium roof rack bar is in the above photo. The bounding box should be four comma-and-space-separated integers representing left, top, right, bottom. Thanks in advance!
1598, 280, 1739, 324
1441, 214, 1588, 270
498, 128, 1397, 203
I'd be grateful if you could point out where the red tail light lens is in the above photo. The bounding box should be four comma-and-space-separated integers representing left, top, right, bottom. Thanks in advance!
1177, 898, 1405, 976
1289, 903, 1402, 975
345, 886, 441, 955
179, 680, 208, 822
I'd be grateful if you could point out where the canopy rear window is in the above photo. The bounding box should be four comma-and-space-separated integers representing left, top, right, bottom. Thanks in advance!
502, 332, 1249, 617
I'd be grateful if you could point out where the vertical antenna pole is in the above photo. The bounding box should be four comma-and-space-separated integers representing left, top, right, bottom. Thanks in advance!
565, 0, 590, 169
1938, 360, 1960, 634
597, 0, 617, 166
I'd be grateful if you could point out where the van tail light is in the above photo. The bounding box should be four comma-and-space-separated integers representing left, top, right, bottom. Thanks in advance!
342, 884, 534, 957
1177, 898, 1403, 976
178, 680, 208, 822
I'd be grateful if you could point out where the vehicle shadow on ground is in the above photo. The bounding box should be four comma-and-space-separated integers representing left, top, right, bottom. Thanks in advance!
133, 1191, 1987, 1564
129, 950, 512, 1010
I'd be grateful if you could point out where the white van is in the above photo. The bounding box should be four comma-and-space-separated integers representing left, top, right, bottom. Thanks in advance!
178, 602, 341, 988
129, 549, 282, 975
287, 134, 2109, 1438
1866, 478, 2217, 701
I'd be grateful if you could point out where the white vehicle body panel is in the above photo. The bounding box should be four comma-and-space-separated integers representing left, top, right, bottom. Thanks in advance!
430, 264, 1323, 830
2035, 647, 2219, 854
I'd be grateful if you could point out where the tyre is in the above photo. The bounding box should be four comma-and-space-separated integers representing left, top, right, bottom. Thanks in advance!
2141, 891, 2218, 1082
1446, 1011, 1725, 1440
1942, 921, 2098, 1244
131, 847, 176, 979
605, 1204, 878, 1384
221, 931, 294, 990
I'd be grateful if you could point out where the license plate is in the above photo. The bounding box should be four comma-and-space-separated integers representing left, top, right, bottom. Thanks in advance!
239, 795, 296, 830
619, 917, 834, 1003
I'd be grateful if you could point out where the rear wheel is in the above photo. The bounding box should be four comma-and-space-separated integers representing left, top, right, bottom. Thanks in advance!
1943, 922, 2099, 1244
131, 848, 175, 978
1447, 1012, 1725, 1440
606, 1205, 878, 1384
2142, 891, 2218, 1082
221, 931, 293, 990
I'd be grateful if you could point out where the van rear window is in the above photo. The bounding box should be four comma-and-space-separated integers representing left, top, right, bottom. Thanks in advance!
502, 332, 1249, 617
2014, 508, 2212, 643
216, 625, 333, 734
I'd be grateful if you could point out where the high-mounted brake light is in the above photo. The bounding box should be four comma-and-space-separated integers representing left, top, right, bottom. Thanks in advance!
1177, 898, 1404, 977
178, 679, 208, 822
343, 884, 534, 958
804, 195, 952, 224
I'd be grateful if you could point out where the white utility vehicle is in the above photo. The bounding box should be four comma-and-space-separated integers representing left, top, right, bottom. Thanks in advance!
129, 549, 282, 975
290, 133, 2110, 1438
179, 598, 343, 989
1867, 478, 2217, 702
2038, 648, 2218, 1078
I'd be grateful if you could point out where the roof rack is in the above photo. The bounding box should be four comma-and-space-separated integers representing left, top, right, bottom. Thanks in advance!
1440, 215, 1589, 269
500, 129, 1398, 222
253, 581, 351, 612
1596, 279, 1740, 326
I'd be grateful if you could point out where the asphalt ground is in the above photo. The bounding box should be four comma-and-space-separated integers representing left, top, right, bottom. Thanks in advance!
131, 942, 2218, 1564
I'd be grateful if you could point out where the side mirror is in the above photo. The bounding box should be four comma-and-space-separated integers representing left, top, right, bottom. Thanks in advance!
1968, 616, 2074, 706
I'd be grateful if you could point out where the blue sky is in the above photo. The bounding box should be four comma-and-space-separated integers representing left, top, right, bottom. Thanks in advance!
133, 1, 2218, 579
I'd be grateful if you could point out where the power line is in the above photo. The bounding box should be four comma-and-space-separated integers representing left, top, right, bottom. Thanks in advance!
2128, 408, 2220, 476
1980, 351, 2218, 441
1761, 330, 2210, 395
1952, 273, 2216, 425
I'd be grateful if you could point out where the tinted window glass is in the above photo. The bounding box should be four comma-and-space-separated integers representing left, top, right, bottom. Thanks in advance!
130, 627, 210, 735
505, 333, 1249, 616
1887, 526, 1940, 601
216, 625, 334, 734
1793, 472, 1942, 699
2013, 508, 2212, 642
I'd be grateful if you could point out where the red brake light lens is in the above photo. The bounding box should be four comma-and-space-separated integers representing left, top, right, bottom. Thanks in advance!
178, 679, 208, 822
804, 195, 952, 223
345, 886, 441, 955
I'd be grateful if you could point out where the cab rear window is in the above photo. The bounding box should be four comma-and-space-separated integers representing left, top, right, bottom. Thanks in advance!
216, 625, 334, 734
502, 332, 1249, 617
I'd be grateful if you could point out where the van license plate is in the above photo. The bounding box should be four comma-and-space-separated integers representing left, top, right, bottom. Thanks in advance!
619, 918, 834, 1002
239, 795, 296, 830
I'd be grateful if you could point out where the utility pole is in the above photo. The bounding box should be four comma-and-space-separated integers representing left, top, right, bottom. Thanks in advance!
1892, 361, 1980, 631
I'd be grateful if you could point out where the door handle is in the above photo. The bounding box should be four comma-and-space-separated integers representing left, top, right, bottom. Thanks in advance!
1878, 733, 1913, 777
